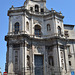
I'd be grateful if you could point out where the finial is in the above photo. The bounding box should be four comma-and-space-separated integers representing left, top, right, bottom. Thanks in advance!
59, 11, 61, 13
10, 5, 14, 10
11, 5, 14, 8
59, 11, 62, 15
51, 8, 53, 10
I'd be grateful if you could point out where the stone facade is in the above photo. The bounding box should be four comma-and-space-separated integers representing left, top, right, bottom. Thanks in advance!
5, 0, 75, 75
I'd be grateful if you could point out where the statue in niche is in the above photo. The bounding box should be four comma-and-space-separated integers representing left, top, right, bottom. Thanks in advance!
27, 55, 30, 68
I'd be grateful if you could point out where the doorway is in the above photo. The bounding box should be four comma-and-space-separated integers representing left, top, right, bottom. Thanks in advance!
34, 55, 44, 75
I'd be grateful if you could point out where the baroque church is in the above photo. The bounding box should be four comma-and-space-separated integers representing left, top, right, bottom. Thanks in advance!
5, 0, 75, 75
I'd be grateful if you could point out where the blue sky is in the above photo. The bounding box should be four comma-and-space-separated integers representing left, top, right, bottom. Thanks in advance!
0, 0, 75, 74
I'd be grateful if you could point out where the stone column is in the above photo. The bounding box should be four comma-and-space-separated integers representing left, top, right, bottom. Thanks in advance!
8, 44, 14, 75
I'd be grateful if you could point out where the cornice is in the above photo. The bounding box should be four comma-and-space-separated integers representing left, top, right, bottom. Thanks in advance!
8, 7, 64, 20
5, 34, 75, 42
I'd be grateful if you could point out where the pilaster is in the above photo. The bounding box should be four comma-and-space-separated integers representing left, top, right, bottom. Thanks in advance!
8, 44, 14, 74
20, 42, 27, 75
22, 14, 25, 34
53, 45, 61, 75
64, 48, 69, 72
9, 16, 13, 34
52, 17, 57, 36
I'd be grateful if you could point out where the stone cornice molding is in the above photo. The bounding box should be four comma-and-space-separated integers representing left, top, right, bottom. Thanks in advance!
8, 7, 64, 19
5, 34, 75, 42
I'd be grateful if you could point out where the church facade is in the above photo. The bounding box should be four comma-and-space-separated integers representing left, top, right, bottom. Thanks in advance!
5, 0, 75, 75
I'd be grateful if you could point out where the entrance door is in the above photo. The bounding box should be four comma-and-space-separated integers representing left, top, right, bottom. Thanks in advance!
34, 55, 44, 75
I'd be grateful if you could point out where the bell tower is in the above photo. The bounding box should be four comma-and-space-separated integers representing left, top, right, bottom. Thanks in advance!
24, 0, 47, 13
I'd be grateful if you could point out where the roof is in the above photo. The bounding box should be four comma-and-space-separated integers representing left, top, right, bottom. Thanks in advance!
64, 24, 75, 27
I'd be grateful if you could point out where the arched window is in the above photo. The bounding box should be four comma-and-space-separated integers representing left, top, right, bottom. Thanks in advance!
35, 5, 39, 12
58, 26, 61, 35
14, 22, 19, 34
47, 24, 51, 31
26, 22, 29, 31
34, 25, 41, 36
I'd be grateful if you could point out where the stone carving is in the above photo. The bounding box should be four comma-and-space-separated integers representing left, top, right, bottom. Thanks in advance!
34, 46, 43, 53
34, 20, 42, 25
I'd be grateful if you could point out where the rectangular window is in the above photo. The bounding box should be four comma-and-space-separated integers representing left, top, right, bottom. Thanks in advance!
64, 31, 69, 37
